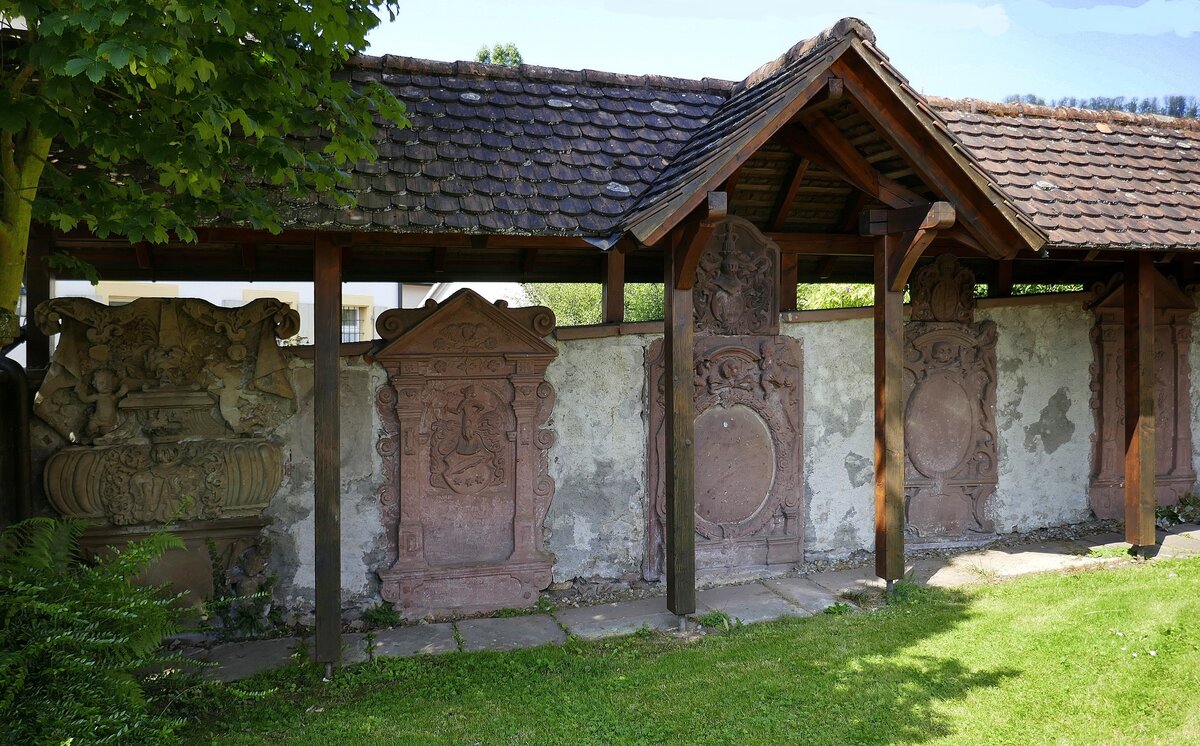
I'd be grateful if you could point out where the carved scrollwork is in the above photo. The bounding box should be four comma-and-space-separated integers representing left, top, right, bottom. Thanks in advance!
373, 289, 557, 617
903, 257, 998, 541
35, 297, 298, 536
693, 217, 780, 336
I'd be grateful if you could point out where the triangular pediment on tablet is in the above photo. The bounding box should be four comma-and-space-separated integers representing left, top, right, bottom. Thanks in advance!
1093, 270, 1196, 311
374, 288, 557, 361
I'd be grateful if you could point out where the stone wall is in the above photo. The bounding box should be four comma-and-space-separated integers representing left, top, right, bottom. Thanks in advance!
543, 334, 655, 582
255, 294, 1158, 611
264, 356, 389, 619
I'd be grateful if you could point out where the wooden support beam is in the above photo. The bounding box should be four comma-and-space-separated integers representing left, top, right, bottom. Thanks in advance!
990, 259, 1014, 298
672, 192, 726, 289
770, 157, 810, 231
874, 234, 905, 582
860, 203, 955, 236
1124, 253, 1157, 547
769, 233, 876, 256
663, 239, 695, 615
134, 243, 153, 271
780, 254, 799, 312
433, 246, 446, 274
240, 244, 257, 273
868, 202, 954, 293
523, 248, 539, 274
313, 236, 343, 667
602, 249, 625, 323
722, 165, 743, 196
24, 228, 52, 370
815, 255, 838, 280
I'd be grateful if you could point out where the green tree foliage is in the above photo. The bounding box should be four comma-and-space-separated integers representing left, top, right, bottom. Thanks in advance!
1003, 93, 1199, 118
475, 42, 522, 67
0, 518, 188, 743
0, 1, 409, 332
521, 282, 664, 325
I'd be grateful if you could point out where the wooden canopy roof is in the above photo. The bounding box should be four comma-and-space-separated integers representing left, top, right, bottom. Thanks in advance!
42, 18, 1199, 286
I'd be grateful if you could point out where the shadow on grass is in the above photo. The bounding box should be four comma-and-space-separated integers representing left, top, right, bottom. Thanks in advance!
173, 585, 1018, 745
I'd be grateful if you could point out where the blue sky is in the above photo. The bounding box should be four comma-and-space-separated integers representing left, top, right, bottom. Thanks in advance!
368, 1, 1200, 102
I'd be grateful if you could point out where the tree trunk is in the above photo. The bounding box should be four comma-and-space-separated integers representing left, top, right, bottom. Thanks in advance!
1, 127, 52, 335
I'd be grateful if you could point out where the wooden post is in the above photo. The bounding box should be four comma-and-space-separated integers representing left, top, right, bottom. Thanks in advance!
313, 236, 343, 667
874, 235, 905, 581
24, 228, 52, 370
1124, 253, 1156, 547
779, 254, 799, 312
990, 259, 1014, 298
602, 249, 625, 324
663, 241, 695, 615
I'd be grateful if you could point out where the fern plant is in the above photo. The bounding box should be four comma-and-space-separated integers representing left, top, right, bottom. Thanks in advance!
0, 517, 188, 744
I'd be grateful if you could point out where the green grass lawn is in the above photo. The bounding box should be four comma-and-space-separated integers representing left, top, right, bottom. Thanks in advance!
175, 558, 1200, 745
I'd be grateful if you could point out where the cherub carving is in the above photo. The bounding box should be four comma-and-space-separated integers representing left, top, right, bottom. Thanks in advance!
75, 368, 129, 439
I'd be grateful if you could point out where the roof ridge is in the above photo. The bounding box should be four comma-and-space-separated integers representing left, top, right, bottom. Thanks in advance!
927, 95, 1200, 132
348, 53, 736, 94
733, 17, 874, 95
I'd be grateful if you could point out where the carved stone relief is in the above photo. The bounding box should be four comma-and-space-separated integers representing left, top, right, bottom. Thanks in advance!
903, 255, 999, 543
374, 289, 557, 618
694, 217, 779, 336
1088, 274, 1196, 519
646, 217, 802, 578
34, 297, 298, 597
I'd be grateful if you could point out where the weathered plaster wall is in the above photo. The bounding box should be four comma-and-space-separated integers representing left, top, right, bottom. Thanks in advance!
543, 334, 656, 582
780, 319, 876, 559
266, 355, 388, 618
259, 295, 1101, 610
979, 300, 1095, 532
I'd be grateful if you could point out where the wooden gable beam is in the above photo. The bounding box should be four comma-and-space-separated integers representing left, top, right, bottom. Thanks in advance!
671, 191, 727, 290
830, 55, 1040, 259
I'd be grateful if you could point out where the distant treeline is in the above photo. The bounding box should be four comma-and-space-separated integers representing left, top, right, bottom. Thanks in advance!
1003, 94, 1200, 119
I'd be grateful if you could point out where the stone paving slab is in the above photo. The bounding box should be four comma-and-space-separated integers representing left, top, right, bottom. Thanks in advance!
1171, 523, 1200, 539
555, 596, 678, 640
762, 577, 838, 613
457, 615, 565, 652
369, 623, 458, 658
200, 637, 299, 682
696, 582, 808, 624
948, 540, 1098, 579
807, 565, 894, 596
1153, 532, 1200, 559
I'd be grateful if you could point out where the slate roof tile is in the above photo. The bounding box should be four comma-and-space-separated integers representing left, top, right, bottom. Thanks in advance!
293, 38, 1199, 248
933, 97, 1200, 248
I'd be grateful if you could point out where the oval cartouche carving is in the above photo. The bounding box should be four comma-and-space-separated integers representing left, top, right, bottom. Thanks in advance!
906, 377, 974, 477
695, 404, 776, 526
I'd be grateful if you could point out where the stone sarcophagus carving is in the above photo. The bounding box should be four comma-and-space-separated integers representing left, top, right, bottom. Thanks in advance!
374, 289, 557, 617
903, 255, 998, 543
1088, 274, 1196, 518
35, 297, 299, 600
645, 217, 804, 579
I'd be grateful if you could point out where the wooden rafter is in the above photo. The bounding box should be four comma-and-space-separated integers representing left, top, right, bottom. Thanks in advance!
777, 113, 925, 210
770, 157, 810, 231
831, 54, 1042, 259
